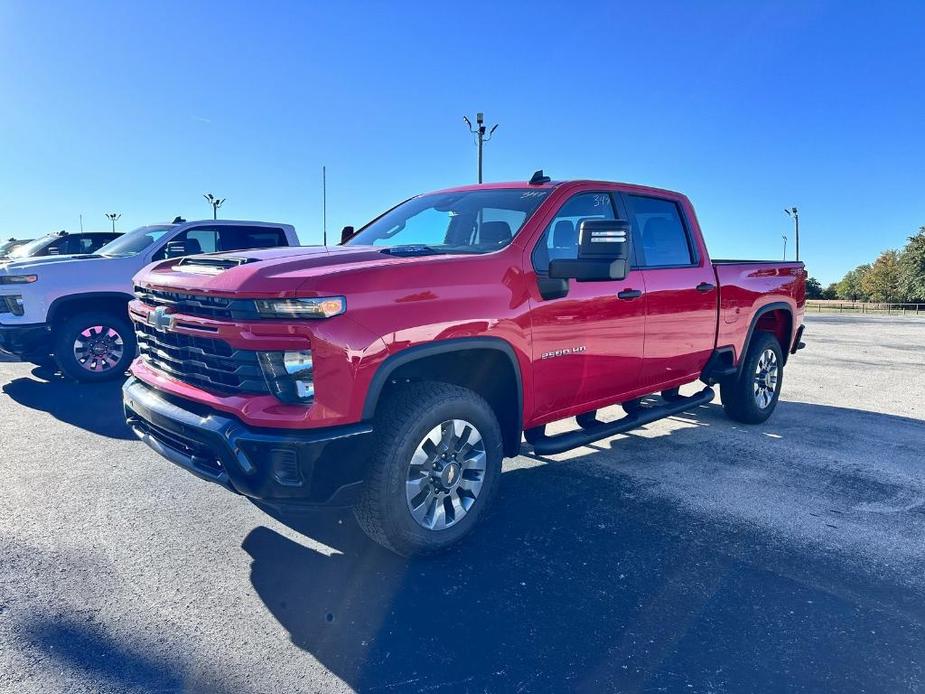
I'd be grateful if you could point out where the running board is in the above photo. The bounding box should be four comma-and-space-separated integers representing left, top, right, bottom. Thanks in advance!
531, 387, 716, 456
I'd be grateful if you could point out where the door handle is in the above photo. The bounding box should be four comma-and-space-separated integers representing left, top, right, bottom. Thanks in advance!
696, 282, 716, 292
617, 289, 643, 300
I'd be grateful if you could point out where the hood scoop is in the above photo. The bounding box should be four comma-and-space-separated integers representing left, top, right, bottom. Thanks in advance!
175, 255, 257, 275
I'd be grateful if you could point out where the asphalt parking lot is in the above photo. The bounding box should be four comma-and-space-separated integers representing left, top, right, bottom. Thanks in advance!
1, 313, 923, 693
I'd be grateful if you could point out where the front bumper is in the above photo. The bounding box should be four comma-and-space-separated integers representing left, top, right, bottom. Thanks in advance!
0, 322, 51, 360
123, 377, 373, 508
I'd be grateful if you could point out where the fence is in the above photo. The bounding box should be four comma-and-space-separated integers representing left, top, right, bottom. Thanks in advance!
806, 300, 925, 316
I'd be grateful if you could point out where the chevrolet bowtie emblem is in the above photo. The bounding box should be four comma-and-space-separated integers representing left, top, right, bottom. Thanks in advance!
147, 306, 176, 332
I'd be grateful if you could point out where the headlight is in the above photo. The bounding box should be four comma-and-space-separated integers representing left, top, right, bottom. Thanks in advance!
258, 350, 315, 404
0, 295, 24, 316
254, 296, 345, 319
0, 274, 37, 284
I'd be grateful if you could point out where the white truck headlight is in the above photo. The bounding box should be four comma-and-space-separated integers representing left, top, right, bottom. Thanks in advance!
0, 274, 38, 284
254, 296, 345, 319
258, 350, 315, 404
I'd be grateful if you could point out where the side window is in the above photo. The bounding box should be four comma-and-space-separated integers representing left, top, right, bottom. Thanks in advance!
153, 226, 287, 260
531, 193, 615, 274
44, 238, 66, 256
215, 226, 286, 251
626, 195, 694, 267
153, 229, 217, 260
67, 235, 107, 254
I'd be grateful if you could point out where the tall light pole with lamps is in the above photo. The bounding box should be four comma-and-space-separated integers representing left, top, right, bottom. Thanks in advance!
104, 212, 121, 232
784, 207, 799, 261
203, 193, 225, 220
463, 112, 499, 184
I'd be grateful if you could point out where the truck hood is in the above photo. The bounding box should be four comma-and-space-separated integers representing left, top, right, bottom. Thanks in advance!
0, 253, 104, 272
137, 245, 468, 297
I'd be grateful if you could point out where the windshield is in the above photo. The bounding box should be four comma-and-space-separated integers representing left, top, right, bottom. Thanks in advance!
98, 225, 172, 257
8, 236, 53, 258
0, 240, 26, 256
345, 189, 551, 254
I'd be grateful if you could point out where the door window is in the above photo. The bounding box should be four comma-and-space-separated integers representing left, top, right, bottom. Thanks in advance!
531, 193, 616, 274
154, 226, 286, 259
625, 195, 694, 267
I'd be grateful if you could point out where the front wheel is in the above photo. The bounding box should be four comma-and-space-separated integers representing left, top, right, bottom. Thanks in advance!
354, 382, 503, 557
54, 311, 137, 382
720, 332, 783, 424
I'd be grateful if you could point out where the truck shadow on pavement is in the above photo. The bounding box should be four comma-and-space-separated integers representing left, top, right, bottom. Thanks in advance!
243, 401, 925, 693
1, 365, 132, 440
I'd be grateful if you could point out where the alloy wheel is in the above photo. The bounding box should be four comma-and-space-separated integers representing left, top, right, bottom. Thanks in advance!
753, 348, 779, 409
405, 419, 487, 531
73, 325, 125, 373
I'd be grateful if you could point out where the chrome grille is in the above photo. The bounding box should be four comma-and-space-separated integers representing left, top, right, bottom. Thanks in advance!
134, 285, 260, 320
135, 322, 268, 395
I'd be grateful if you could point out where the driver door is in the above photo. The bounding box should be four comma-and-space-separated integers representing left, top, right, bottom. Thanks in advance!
527, 191, 646, 420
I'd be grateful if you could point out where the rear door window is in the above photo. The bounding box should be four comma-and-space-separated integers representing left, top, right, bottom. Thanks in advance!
625, 195, 694, 267
215, 226, 287, 251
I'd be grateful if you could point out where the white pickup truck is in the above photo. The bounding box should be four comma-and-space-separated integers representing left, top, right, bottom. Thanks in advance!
0, 219, 299, 381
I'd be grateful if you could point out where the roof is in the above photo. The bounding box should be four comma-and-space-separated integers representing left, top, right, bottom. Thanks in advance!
430, 178, 687, 199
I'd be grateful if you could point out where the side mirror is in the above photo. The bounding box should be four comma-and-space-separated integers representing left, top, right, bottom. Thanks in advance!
549, 219, 631, 282
163, 240, 187, 258
340, 226, 355, 244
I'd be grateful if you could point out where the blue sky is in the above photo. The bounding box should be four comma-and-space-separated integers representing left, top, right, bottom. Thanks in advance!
1, 1, 923, 284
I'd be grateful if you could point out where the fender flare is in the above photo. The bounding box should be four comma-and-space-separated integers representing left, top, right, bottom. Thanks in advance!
361, 337, 524, 453
738, 301, 794, 372
47, 291, 135, 324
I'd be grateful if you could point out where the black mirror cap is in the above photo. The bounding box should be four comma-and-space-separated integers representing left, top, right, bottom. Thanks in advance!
578, 219, 631, 260
340, 226, 356, 244
164, 240, 187, 258
549, 258, 628, 282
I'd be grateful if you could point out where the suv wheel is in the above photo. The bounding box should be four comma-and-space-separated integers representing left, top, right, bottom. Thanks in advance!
54, 311, 137, 382
720, 331, 784, 424
354, 382, 503, 556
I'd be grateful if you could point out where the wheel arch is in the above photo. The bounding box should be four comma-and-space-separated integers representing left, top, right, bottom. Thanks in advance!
47, 292, 135, 326
363, 337, 524, 457
739, 302, 794, 372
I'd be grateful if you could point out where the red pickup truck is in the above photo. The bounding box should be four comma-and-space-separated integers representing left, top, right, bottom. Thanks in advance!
123, 173, 805, 555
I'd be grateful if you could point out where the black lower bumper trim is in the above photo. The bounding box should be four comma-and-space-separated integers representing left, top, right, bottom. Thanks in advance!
0, 322, 51, 360
123, 377, 373, 506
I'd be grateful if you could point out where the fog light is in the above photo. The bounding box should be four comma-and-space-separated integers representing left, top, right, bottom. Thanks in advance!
270, 448, 302, 486
257, 349, 315, 404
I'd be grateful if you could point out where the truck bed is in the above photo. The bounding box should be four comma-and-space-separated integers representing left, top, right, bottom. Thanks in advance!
712, 260, 806, 362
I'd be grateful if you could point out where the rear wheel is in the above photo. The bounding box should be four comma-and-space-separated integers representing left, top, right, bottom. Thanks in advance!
54, 311, 136, 382
720, 332, 783, 424
354, 382, 503, 556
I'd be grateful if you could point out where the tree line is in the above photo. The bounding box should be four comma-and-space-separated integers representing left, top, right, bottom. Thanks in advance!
806, 226, 925, 303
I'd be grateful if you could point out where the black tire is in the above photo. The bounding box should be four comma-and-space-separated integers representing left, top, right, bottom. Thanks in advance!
523, 425, 545, 445
720, 331, 784, 424
622, 398, 643, 415
661, 387, 683, 402
354, 382, 504, 557
53, 311, 137, 382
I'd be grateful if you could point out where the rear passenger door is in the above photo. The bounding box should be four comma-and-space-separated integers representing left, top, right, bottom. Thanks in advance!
621, 193, 717, 389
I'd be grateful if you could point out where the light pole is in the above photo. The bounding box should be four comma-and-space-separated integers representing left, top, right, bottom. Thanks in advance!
203, 193, 225, 220
463, 112, 499, 184
784, 207, 799, 261
781, 234, 788, 261
104, 212, 121, 232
